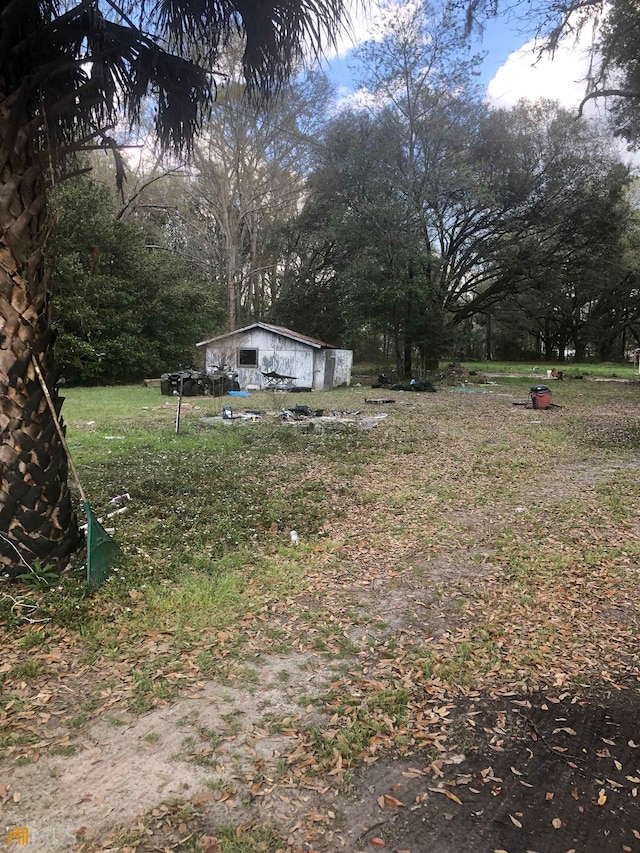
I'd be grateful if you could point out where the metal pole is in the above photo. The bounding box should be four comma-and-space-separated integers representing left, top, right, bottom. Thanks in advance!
175, 374, 183, 434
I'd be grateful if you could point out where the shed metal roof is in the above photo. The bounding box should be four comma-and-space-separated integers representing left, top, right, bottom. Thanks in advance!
196, 322, 333, 349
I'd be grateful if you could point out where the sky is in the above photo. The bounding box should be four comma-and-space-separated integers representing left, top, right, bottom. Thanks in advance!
320, 0, 599, 115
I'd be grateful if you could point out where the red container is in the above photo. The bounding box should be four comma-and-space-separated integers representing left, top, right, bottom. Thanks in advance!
530, 385, 552, 409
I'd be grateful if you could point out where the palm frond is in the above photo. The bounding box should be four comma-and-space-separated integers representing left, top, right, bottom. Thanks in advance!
1, 0, 347, 159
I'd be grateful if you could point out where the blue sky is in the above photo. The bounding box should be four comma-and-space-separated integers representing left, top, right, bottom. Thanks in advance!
319, 2, 596, 113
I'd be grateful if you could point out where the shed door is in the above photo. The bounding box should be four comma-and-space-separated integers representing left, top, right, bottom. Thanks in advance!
323, 356, 336, 390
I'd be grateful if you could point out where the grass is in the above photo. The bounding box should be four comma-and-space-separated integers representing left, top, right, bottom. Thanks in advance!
2, 368, 640, 772
460, 358, 640, 379
351, 357, 640, 381
83, 802, 289, 853
11, 383, 375, 648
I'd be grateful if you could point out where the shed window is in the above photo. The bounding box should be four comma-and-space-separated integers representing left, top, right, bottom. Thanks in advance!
238, 348, 258, 367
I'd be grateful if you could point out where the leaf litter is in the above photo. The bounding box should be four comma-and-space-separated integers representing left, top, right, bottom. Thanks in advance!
0, 381, 639, 851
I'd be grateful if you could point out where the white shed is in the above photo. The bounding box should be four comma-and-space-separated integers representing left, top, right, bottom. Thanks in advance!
196, 322, 353, 391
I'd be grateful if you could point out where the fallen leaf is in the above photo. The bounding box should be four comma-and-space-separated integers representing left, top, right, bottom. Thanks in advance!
509, 815, 522, 828
370, 838, 386, 848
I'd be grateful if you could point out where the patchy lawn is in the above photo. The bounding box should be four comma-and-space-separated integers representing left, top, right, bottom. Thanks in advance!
1, 373, 639, 852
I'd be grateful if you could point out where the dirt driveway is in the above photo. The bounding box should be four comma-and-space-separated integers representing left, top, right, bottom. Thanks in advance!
1, 379, 639, 852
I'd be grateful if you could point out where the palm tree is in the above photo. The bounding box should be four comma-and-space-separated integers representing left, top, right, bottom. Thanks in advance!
0, 0, 347, 578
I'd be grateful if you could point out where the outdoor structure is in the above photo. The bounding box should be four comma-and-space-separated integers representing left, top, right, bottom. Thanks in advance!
196, 323, 353, 391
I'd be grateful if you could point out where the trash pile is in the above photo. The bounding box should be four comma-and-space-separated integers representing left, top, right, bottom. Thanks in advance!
160, 368, 239, 397
200, 404, 388, 431
389, 379, 436, 392
280, 405, 386, 431
280, 405, 325, 419
371, 371, 439, 392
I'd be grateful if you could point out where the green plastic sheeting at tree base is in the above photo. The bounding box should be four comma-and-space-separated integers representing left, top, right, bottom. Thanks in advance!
84, 503, 122, 592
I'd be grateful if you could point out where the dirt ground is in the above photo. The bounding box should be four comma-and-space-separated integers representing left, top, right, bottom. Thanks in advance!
1, 380, 640, 853
4, 664, 640, 852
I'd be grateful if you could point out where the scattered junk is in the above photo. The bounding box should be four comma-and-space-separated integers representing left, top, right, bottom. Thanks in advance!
160, 367, 239, 397
203, 403, 387, 432
220, 407, 263, 423
286, 405, 324, 417
262, 370, 298, 391
546, 368, 565, 380
513, 384, 561, 410
371, 373, 436, 393
109, 493, 130, 505
280, 407, 386, 432
373, 373, 395, 388
280, 406, 351, 421
390, 379, 436, 392
290, 530, 299, 546
365, 397, 396, 404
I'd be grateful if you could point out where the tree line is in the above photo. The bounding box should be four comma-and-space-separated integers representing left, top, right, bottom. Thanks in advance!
49, 5, 640, 384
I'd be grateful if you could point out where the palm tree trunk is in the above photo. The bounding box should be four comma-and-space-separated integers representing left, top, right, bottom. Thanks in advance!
0, 101, 78, 578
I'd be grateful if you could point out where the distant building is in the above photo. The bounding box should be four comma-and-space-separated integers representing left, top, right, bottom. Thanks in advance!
196, 322, 353, 391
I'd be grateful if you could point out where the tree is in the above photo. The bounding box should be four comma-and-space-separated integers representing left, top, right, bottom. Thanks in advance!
295, 84, 632, 371
0, 0, 348, 577
191, 67, 331, 330
460, 100, 635, 359
466, 0, 640, 145
49, 174, 223, 382
486, 204, 640, 362
291, 0, 490, 376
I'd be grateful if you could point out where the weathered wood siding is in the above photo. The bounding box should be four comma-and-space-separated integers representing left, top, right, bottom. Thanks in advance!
203, 327, 353, 391
328, 349, 353, 388
205, 328, 315, 389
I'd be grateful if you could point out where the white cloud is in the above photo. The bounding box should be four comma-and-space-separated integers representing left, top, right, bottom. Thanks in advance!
486, 38, 591, 110
485, 30, 640, 168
